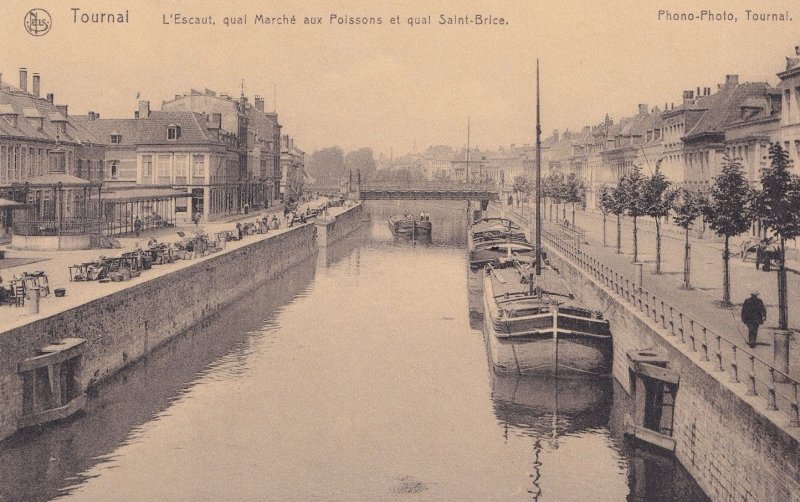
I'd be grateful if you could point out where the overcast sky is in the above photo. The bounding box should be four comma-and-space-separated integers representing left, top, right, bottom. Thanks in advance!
2, 0, 799, 156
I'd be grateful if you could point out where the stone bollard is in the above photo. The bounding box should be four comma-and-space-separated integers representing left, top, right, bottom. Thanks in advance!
24, 287, 40, 316
774, 329, 791, 383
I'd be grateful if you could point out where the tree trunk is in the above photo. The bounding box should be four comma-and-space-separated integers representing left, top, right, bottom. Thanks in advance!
778, 238, 788, 330
655, 217, 662, 274
571, 203, 576, 226
562, 203, 566, 221
633, 216, 639, 263
683, 227, 691, 289
722, 235, 731, 307
602, 213, 607, 247
616, 215, 621, 254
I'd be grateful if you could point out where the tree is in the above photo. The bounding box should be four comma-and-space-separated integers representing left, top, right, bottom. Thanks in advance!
563, 172, 586, 226
755, 143, 800, 329
704, 155, 753, 307
513, 175, 533, 200
305, 147, 345, 185
598, 185, 614, 247
642, 164, 674, 274
671, 188, 704, 289
344, 148, 377, 182
610, 181, 627, 254
620, 165, 647, 262
545, 171, 565, 221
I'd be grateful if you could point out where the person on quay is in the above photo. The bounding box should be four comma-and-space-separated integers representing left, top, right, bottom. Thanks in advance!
236, 222, 243, 241
134, 216, 143, 237
741, 291, 767, 349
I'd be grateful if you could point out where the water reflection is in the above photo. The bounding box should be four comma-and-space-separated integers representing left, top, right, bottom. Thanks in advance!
0, 255, 317, 502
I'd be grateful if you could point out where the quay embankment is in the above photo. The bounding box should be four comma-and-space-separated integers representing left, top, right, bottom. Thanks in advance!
503, 206, 800, 502
0, 202, 362, 442
315, 202, 365, 247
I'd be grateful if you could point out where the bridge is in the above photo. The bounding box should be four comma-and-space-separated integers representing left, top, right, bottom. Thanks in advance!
308, 182, 502, 201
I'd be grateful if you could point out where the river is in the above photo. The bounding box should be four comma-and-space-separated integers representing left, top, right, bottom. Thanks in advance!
0, 200, 707, 501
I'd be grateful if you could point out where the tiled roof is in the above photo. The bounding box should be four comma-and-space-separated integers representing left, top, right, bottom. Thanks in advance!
77, 111, 223, 146
0, 87, 103, 145
684, 82, 773, 140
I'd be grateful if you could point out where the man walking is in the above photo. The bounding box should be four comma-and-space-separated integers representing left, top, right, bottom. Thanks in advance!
134, 216, 142, 237
741, 291, 767, 349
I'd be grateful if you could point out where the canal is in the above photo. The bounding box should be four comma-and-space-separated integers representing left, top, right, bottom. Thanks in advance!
0, 201, 707, 501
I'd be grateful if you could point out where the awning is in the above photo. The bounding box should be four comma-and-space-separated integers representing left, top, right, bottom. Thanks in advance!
102, 188, 191, 203
0, 197, 26, 208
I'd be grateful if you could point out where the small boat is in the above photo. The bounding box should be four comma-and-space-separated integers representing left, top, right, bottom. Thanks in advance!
470, 217, 527, 245
483, 260, 612, 376
388, 214, 432, 237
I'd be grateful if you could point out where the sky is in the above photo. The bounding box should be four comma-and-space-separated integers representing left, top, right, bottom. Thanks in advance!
2, 0, 799, 157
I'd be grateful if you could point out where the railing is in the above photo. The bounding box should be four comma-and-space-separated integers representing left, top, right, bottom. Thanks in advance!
360, 182, 498, 192
538, 222, 800, 427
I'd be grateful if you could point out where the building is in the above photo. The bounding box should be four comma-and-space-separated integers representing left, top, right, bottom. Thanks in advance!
78, 102, 239, 230
280, 135, 305, 201
162, 89, 282, 211
776, 45, 800, 169
0, 68, 106, 245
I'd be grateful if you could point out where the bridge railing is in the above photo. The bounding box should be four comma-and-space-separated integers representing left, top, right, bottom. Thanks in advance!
359, 181, 499, 192
536, 219, 800, 427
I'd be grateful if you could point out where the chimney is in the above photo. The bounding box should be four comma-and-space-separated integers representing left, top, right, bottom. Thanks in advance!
32, 73, 40, 97
638, 103, 648, 115
255, 95, 264, 112
174, 94, 181, 100
19, 68, 27, 92
697, 86, 701, 98
46, 92, 54, 104
88, 111, 99, 120
725, 74, 739, 87
56, 105, 68, 117
683, 90, 694, 103
212, 112, 222, 127
138, 100, 150, 118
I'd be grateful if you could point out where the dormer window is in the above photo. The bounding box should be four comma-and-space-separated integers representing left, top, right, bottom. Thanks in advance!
110, 133, 122, 144
167, 124, 181, 140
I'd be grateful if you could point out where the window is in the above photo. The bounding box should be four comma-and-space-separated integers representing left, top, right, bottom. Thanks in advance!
174, 154, 188, 180
192, 154, 204, 177
109, 160, 119, 179
167, 124, 181, 140
110, 134, 122, 144
157, 154, 171, 178
142, 155, 153, 179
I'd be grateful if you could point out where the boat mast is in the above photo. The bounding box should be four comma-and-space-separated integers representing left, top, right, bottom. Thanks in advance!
535, 59, 542, 276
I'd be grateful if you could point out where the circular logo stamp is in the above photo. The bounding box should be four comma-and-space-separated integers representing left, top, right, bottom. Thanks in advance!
24, 8, 52, 36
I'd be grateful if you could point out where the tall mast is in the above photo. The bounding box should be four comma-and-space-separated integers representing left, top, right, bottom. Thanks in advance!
535, 59, 542, 276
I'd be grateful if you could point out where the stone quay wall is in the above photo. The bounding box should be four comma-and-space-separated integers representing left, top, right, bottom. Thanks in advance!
0, 224, 317, 441
315, 203, 364, 247
543, 233, 800, 502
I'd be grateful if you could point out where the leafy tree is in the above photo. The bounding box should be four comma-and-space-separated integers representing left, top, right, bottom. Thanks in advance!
671, 187, 705, 289
610, 181, 627, 254
704, 155, 753, 306
598, 185, 614, 247
344, 148, 377, 182
306, 146, 345, 185
620, 165, 647, 262
513, 175, 533, 198
563, 172, 586, 226
642, 164, 674, 273
755, 143, 800, 329
545, 171, 565, 221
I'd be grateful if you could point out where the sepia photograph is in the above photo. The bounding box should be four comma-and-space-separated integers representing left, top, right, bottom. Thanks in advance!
1, 0, 799, 500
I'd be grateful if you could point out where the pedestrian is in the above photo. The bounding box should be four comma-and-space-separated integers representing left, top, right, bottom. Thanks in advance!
193, 211, 201, 227
134, 216, 142, 237
236, 222, 243, 241
741, 291, 767, 349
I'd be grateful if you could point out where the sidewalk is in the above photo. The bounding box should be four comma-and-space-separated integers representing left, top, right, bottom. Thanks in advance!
0, 197, 335, 330
519, 202, 799, 379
